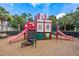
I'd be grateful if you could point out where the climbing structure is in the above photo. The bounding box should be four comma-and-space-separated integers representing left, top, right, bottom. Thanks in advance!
35, 13, 52, 40
9, 13, 73, 48
21, 19, 36, 48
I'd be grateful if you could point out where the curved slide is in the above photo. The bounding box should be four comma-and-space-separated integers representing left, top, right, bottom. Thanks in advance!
58, 30, 73, 41
9, 30, 27, 43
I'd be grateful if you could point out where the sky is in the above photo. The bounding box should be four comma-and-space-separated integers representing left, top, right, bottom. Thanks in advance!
0, 3, 79, 18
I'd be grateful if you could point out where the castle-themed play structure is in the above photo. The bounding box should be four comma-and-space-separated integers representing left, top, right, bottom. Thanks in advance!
9, 13, 73, 48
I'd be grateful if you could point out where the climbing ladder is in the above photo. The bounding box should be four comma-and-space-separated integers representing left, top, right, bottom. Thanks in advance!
27, 30, 36, 40
21, 30, 36, 48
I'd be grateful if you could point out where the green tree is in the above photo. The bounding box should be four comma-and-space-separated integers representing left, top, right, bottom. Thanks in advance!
49, 15, 57, 25
58, 13, 75, 31
0, 6, 10, 31
72, 7, 79, 31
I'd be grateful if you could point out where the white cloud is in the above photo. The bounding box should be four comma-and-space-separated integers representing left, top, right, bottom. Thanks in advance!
10, 3, 14, 7
56, 13, 65, 19
41, 4, 50, 14
44, 4, 50, 10
30, 3, 50, 14
60, 3, 79, 14
31, 3, 41, 7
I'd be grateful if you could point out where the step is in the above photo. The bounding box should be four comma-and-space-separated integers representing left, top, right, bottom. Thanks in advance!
21, 41, 33, 48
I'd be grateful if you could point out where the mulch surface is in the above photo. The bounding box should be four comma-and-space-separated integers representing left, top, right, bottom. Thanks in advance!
0, 36, 79, 56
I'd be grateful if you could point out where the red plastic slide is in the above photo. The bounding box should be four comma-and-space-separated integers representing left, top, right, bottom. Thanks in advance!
58, 30, 73, 41
9, 30, 27, 43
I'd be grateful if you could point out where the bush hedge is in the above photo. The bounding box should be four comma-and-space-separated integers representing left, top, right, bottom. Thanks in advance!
0, 31, 21, 36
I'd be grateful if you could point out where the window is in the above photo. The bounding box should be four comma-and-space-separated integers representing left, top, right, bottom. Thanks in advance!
39, 24, 42, 30
46, 24, 49, 30
40, 16, 43, 20
42, 16, 43, 20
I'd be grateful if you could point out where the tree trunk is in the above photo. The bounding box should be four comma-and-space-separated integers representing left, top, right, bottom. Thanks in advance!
0, 20, 1, 31
5, 21, 8, 31
18, 24, 20, 31
1, 20, 3, 31
64, 25, 66, 31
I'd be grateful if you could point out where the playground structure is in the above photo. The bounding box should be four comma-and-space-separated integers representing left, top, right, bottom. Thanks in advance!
9, 13, 73, 48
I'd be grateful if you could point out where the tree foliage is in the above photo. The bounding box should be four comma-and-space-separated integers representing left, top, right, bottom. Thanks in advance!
58, 7, 79, 31
49, 15, 57, 25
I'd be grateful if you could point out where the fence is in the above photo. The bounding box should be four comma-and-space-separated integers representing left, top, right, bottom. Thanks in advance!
63, 31, 79, 38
